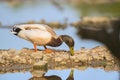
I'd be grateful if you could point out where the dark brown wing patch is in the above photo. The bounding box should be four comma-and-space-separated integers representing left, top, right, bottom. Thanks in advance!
24, 26, 40, 30
47, 37, 63, 47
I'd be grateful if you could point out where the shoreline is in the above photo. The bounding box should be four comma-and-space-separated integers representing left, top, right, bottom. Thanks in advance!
0, 46, 119, 71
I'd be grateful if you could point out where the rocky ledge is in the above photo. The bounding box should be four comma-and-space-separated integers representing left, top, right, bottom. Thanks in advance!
0, 46, 119, 70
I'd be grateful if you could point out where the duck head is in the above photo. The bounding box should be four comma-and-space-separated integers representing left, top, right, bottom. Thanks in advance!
60, 35, 75, 56
11, 25, 22, 35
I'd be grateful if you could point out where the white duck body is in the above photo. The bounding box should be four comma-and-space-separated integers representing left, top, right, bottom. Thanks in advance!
11, 24, 75, 55
13, 24, 57, 46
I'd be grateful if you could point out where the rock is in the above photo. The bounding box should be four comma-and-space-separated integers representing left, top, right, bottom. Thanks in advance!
33, 61, 48, 70
0, 59, 5, 64
2, 51, 8, 57
27, 59, 33, 64
74, 59, 79, 63
60, 61, 66, 65
77, 53, 88, 62
13, 55, 21, 62
7, 48, 16, 53
105, 53, 114, 61
42, 54, 52, 61
31, 70, 45, 77
15, 50, 22, 55
70, 56, 76, 60
0, 46, 117, 69
92, 53, 101, 60
20, 58, 27, 64
31, 52, 43, 59
55, 57, 62, 62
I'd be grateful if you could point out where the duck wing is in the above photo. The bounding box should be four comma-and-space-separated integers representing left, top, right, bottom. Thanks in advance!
21, 24, 57, 38
45, 25, 57, 38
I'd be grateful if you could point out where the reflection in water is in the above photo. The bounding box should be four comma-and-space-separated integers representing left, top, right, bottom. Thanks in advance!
1, 67, 118, 80
44, 69, 71, 80
29, 67, 119, 80
0, 62, 119, 80
0, 68, 119, 80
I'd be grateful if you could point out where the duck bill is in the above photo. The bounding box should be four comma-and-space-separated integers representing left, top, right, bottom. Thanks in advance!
11, 31, 16, 34
69, 47, 74, 56
11, 31, 17, 35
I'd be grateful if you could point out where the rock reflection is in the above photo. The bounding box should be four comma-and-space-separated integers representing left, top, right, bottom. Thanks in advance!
0, 64, 32, 74
0, 61, 119, 80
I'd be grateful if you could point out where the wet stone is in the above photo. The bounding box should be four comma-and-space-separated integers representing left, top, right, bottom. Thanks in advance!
60, 61, 66, 65
55, 57, 63, 62
33, 61, 48, 70
0, 46, 118, 68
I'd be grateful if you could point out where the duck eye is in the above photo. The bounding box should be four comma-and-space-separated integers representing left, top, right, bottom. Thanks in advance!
13, 27, 21, 33
13, 27, 16, 31
16, 28, 21, 32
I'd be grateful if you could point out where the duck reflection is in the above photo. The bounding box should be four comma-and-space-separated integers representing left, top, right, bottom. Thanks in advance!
29, 69, 62, 80
29, 62, 119, 80
29, 75, 61, 80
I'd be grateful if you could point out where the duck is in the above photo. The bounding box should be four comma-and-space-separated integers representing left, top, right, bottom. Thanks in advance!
11, 24, 74, 56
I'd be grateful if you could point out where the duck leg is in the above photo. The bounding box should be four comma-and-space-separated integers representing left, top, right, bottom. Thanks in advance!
33, 43, 37, 52
43, 45, 53, 53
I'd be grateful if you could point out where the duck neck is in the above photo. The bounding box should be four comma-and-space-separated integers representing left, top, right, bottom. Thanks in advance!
59, 35, 74, 47
47, 36, 63, 47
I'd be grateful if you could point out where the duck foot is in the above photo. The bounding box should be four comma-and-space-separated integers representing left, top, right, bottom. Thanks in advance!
43, 45, 53, 53
45, 49, 53, 53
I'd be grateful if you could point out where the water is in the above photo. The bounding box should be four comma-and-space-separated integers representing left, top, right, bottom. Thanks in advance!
0, 72, 32, 80
0, 68, 119, 80
74, 68, 119, 80
0, 0, 119, 80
